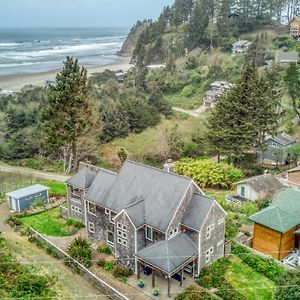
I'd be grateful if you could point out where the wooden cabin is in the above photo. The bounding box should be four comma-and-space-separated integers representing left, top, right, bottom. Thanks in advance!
249, 188, 300, 260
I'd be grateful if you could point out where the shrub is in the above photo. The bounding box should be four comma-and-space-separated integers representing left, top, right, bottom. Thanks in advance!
31, 198, 45, 209
181, 85, 195, 98
67, 237, 92, 268
175, 285, 218, 300
66, 219, 85, 229
113, 265, 133, 278
175, 159, 243, 189
231, 243, 285, 281
103, 261, 114, 271
97, 242, 112, 255
97, 254, 106, 267
240, 202, 258, 216
46, 246, 60, 259
275, 270, 300, 300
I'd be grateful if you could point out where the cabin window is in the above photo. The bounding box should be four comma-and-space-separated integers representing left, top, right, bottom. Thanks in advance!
35, 193, 42, 198
88, 202, 96, 215
88, 222, 95, 233
107, 231, 114, 247
146, 226, 153, 241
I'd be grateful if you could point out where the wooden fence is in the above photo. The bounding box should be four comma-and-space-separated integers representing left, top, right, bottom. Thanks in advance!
29, 228, 130, 300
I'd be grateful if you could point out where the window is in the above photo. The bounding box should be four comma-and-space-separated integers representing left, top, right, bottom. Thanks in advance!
110, 211, 117, 224
35, 193, 42, 198
117, 223, 127, 246
205, 250, 210, 263
123, 240, 127, 247
210, 247, 214, 254
170, 227, 178, 237
88, 222, 95, 233
272, 142, 277, 147
146, 226, 153, 241
105, 208, 110, 215
240, 186, 245, 197
217, 240, 224, 247
218, 218, 224, 226
88, 202, 96, 215
107, 231, 114, 247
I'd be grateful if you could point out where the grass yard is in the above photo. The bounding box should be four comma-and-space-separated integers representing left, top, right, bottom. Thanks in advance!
41, 180, 67, 196
20, 207, 82, 236
164, 90, 203, 110
225, 256, 276, 300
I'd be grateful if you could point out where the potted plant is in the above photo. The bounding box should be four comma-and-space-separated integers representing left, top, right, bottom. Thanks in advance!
153, 287, 159, 296
137, 279, 144, 288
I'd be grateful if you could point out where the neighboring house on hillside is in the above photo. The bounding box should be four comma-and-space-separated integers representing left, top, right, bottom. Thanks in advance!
236, 174, 283, 202
256, 133, 296, 165
21, 84, 35, 93
6, 184, 49, 213
275, 51, 299, 65
66, 161, 226, 296
290, 16, 300, 39
203, 81, 233, 108
278, 165, 300, 190
249, 188, 300, 260
232, 40, 253, 54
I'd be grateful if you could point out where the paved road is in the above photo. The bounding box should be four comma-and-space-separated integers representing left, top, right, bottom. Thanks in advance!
172, 105, 207, 117
0, 164, 70, 182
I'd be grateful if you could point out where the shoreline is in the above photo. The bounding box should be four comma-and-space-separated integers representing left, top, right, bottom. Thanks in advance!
0, 56, 132, 92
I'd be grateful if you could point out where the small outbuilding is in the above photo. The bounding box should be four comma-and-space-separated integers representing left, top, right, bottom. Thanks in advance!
236, 174, 283, 201
6, 184, 49, 213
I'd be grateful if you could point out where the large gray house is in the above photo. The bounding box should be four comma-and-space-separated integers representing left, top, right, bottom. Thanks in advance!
256, 133, 296, 165
66, 161, 226, 292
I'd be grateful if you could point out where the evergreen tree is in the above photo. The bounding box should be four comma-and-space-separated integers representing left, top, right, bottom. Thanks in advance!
206, 63, 281, 162
285, 63, 300, 119
171, 0, 195, 26
42, 57, 100, 172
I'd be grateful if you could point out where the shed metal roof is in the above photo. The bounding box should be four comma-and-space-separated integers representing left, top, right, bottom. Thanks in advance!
135, 233, 198, 274
6, 184, 49, 199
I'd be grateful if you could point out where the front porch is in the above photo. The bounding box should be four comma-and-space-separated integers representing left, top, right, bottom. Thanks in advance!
128, 266, 196, 299
133, 232, 199, 298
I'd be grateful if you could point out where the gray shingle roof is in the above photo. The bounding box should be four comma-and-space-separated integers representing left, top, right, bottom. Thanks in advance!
237, 174, 283, 193
85, 169, 117, 204
125, 200, 145, 228
66, 167, 97, 189
87, 160, 192, 231
181, 193, 214, 231
6, 184, 49, 199
270, 133, 296, 146
135, 233, 198, 274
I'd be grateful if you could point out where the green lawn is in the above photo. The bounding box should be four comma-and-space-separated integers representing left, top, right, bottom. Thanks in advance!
41, 180, 67, 196
20, 207, 81, 236
225, 256, 276, 300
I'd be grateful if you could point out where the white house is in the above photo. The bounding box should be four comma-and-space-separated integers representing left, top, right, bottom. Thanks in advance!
236, 174, 283, 201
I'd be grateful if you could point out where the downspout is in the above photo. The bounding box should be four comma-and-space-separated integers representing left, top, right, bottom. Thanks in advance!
278, 232, 283, 260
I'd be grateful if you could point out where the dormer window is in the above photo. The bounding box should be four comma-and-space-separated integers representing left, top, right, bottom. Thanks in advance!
170, 227, 178, 237
145, 226, 153, 241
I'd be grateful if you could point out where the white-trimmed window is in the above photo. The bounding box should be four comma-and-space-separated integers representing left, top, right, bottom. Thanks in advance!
88, 202, 96, 215
170, 227, 178, 237
206, 224, 214, 239
35, 193, 42, 198
272, 142, 277, 147
217, 240, 224, 247
210, 247, 214, 254
88, 222, 95, 233
71, 206, 82, 214
107, 230, 114, 247
218, 218, 224, 226
117, 223, 127, 247
146, 226, 153, 241
105, 208, 110, 215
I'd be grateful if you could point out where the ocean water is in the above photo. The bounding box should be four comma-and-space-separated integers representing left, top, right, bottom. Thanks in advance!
0, 28, 128, 76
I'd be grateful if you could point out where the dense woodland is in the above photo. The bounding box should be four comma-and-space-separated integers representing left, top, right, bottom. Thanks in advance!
0, 0, 299, 173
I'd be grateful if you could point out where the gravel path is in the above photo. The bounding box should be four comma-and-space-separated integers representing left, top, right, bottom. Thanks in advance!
172, 105, 207, 117
0, 164, 70, 182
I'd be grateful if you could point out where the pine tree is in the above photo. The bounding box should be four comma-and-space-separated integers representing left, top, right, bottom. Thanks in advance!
285, 63, 300, 119
42, 57, 100, 172
207, 63, 281, 162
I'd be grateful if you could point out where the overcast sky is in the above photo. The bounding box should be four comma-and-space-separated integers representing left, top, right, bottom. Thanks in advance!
0, 0, 174, 28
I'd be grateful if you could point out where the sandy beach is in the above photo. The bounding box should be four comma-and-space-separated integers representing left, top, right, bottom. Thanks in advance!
0, 56, 131, 92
